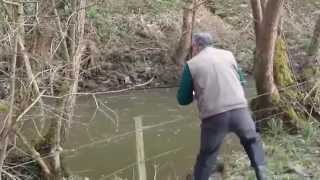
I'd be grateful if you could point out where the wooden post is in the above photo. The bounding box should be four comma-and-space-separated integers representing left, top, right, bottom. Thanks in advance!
134, 116, 147, 180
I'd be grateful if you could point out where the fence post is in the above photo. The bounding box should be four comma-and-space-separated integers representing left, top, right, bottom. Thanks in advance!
134, 116, 147, 180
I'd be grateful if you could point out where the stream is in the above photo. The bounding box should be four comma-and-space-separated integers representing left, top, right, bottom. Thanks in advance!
23, 78, 256, 179
61, 79, 256, 179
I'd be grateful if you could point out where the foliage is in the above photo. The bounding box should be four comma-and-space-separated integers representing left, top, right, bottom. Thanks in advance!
86, 0, 182, 44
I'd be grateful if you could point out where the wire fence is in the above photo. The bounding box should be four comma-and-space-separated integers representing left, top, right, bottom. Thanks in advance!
1, 71, 319, 177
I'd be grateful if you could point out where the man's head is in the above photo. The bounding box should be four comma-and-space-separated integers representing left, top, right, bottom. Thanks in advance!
191, 33, 213, 57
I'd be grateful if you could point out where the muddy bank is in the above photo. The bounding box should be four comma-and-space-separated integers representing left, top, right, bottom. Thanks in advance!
77, 57, 180, 92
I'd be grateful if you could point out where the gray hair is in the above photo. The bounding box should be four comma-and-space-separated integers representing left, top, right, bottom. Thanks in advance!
192, 33, 213, 48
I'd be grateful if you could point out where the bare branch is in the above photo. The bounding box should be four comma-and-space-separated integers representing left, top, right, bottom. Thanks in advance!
14, 91, 46, 124
51, 0, 71, 62
42, 76, 155, 99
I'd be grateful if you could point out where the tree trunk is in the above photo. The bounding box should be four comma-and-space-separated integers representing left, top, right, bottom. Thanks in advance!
30, 0, 55, 64
251, 0, 310, 130
173, 0, 194, 68
252, 0, 284, 108
308, 15, 320, 57
63, 0, 86, 138
41, 0, 87, 179
304, 14, 320, 83
51, 0, 71, 62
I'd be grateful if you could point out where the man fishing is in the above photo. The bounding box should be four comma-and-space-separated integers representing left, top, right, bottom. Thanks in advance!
177, 33, 267, 180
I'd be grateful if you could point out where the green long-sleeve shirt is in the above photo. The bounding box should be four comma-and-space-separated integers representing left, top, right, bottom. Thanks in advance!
177, 65, 194, 105
177, 64, 246, 106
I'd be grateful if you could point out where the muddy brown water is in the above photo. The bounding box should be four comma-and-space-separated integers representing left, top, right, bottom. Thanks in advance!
61, 80, 256, 180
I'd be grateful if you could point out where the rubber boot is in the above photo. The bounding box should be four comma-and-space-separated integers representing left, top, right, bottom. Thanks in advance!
254, 166, 267, 180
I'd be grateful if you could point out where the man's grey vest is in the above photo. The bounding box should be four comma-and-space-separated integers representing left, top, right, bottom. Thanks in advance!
187, 47, 247, 119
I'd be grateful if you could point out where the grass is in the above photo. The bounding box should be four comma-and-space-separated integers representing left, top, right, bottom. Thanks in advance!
227, 118, 320, 179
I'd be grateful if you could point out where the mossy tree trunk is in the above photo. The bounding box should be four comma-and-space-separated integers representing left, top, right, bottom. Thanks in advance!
250, 0, 283, 109
250, 0, 307, 129
273, 38, 307, 129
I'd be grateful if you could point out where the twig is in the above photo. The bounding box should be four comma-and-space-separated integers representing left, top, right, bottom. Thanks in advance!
51, 0, 71, 62
14, 91, 46, 124
98, 99, 120, 132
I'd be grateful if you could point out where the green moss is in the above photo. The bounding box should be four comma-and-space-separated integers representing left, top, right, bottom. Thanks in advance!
274, 38, 295, 88
286, 106, 306, 130
272, 91, 281, 103
272, 38, 309, 130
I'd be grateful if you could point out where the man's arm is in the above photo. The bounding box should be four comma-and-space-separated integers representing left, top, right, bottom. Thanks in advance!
237, 66, 246, 86
177, 64, 194, 105
230, 53, 246, 85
